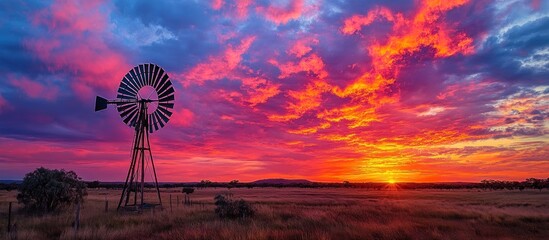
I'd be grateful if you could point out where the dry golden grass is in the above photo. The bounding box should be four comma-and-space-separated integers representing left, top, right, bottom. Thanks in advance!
1, 187, 549, 239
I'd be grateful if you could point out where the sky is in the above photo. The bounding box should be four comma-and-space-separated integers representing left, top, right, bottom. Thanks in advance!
0, 0, 547, 183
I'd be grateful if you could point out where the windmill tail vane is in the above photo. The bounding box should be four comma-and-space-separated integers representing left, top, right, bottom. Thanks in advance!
94, 63, 175, 211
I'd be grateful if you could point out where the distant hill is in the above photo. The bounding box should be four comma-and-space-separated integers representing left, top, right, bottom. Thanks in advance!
251, 178, 312, 185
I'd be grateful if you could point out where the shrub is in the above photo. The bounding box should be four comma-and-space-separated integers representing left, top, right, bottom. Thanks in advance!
17, 167, 87, 212
214, 194, 254, 219
182, 187, 195, 194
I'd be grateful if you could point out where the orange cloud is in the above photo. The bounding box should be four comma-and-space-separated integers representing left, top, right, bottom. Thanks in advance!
272, 0, 476, 133
270, 53, 328, 79
317, 105, 379, 129
368, 0, 474, 75
341, 7, 402, 35
288, 122, 331, 135
324, 0, 475, 129
269, 79, 332, 122
238, 76, 281, 106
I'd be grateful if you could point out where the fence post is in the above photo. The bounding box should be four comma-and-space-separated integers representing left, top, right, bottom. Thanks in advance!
169, 194, 172, 213
104, 197, 108, 213
74, 201, 80, 239
176, 195, 179, 208
7, 202, 12, 233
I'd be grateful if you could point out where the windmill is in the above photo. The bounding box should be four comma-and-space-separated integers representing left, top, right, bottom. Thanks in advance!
95, 63, 175, 211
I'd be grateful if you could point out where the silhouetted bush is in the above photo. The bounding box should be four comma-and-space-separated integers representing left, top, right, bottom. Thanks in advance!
17, 167, 87, 213
182, 187, 195, 194
214, 194, 254, 219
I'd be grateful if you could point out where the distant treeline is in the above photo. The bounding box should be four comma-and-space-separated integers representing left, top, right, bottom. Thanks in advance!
1, 178, 548, 191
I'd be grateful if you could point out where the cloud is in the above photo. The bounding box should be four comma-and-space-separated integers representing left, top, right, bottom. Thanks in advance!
170, 108, 195, 127
235, 0, 252, 19
270, 53, 328, 79
211, 0, 224, 10
287, 37, 318, 57
418, 107, 446, 117
9, 75, 59, 101
25, 0, 130, 98
114, 20, 177, 47
256, 0, 306, 25
183, 36, 256, 85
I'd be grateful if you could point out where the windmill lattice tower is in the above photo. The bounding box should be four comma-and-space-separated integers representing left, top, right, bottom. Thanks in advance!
95, 63, 175, 211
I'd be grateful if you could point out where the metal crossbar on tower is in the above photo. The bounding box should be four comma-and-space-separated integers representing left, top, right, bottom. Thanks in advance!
94, 63, 175, 211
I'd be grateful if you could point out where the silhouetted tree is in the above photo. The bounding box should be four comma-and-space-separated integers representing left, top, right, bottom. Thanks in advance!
526, 178, 544, 192
198, 180, 212, 189
228, 180, 239, 189
343, 181, 351, 188
17, 167, 87, 212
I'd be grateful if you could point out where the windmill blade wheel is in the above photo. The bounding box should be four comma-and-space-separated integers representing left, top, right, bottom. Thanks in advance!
116, 63, 175, 133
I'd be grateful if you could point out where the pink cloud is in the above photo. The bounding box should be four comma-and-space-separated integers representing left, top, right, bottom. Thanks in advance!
256, 0, 305, 25
170, 108, 195, 127
31, 0, 106, 35
25, 0, 130, 99
184, 36, 256, 85
235, 0, 252, 19
288, 37, 319, 58
181, 36, 280, 107
9, 75, 59, 101
211, 0, 224, 10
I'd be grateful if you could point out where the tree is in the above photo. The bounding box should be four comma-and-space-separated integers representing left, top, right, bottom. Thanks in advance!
17, 167, 87, 212
525, 178, 544, 192
198, 180, 212, 189
228, 180, 239, 189
343, 181, 351, 188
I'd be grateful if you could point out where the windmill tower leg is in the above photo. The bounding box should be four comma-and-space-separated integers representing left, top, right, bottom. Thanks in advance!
117, 122, 141, 210
140, 110, 145, 209
117, 101, 163, 211
145, 129, 163, 208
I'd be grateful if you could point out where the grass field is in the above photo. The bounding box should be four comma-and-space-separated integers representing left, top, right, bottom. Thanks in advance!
1, 187, 549, 239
